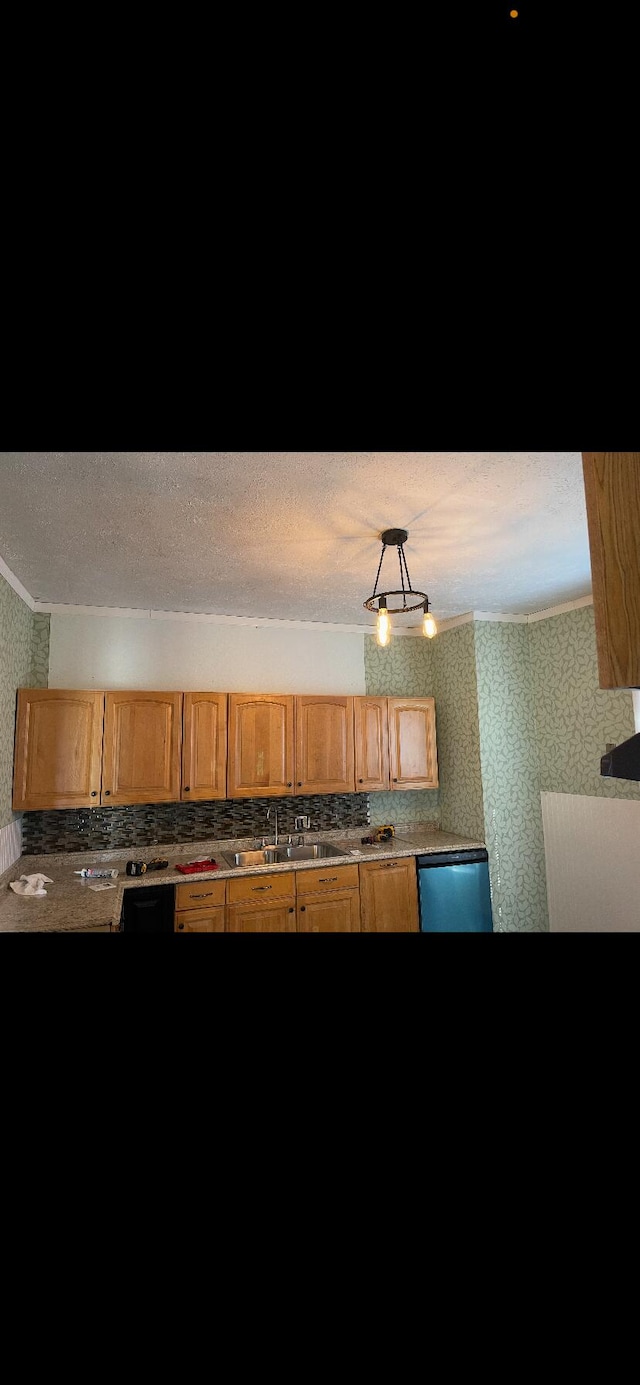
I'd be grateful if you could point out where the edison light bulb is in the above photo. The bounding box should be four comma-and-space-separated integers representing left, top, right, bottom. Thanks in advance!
422, 609, 437, 639
376, 607, 391, 647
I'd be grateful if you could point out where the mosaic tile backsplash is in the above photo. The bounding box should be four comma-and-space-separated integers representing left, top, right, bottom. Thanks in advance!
21, 792, 371, 855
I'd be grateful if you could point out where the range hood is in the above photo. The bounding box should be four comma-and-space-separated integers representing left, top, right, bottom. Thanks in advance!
600, 691, 640, 782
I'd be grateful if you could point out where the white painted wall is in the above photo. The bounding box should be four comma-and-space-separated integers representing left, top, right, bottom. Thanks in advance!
47, 614, 366, 694
541, 792, 640, 932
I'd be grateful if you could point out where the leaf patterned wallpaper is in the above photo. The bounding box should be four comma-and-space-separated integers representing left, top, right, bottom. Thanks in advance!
0, 573, 36, 830
431, 624, 485, 841
528, 606, 640, 802
475, 622, 549, 932
30, 614, 50, 688
364, 635, 441, 826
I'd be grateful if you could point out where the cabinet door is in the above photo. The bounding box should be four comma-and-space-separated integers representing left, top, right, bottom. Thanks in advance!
354, 696, 389, 791
359, 857, 420, 932
295, 696, 355, 794
388, 697, 438, 789
102, 692, 182, 805
182, 692, 227, 800
297, 890, 360, 933
227, 902, 297, 933
175, 907, 226, 933
582, 452, 640, 687
13, 688, 104, 811
228, 694, 294, 798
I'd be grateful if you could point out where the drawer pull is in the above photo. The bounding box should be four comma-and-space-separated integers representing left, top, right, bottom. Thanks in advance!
252, 884, 272, 891
380, 863, 399, 869
319, 876, 338, 883
191, 891, 214, 899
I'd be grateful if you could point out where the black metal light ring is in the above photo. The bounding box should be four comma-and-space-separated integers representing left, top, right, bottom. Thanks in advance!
363, 589, 428, 614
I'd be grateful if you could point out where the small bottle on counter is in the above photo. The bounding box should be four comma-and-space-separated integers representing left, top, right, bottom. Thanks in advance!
74, 868, 119, 878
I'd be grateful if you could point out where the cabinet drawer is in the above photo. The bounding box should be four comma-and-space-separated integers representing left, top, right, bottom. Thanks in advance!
175, 907, 225, 932
359, 856, 409, 873
175, 879, 226, 910
228, 871, 295, 904
296, 863, 359, 895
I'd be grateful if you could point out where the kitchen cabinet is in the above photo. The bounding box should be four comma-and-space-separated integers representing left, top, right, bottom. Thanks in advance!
12, 688, 105, 811
295, 695, 355, 794
359, 856, 420, 932
354, 696, 438, 791
354, 696, 390, 792
227, 693, 295, 798
388, 697, 438, 789
102, 692, 183, 805
227, 868, 296, 931
175, 907, 226, 932
174, 878, 226, 932
182, 692, 227, 800
227, 900, 297, 932
296, 862, 360, 932
582, 452, 640, 688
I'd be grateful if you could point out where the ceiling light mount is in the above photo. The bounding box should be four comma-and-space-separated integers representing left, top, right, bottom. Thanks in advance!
364, 527, 437, 646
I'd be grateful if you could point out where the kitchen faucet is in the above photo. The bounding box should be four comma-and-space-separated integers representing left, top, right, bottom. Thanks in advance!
266, 807, 279, 847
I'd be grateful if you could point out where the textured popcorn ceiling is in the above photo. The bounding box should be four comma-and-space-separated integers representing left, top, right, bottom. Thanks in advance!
0, 452, 591, 623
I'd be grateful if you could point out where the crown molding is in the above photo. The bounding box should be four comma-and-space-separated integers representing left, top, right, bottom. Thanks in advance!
0, 555, 35, 610
526, 595, 594, 623
21, 585, 594, 632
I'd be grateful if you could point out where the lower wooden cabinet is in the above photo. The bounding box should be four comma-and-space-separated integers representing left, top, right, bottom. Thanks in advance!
175, 907, 226, 933
297, 891, 360, 932
296, 862, 360, 932
170, 856, 420, 933
174, 877, 226, 932
227, 901, 297, 932
359, 856, 420, 933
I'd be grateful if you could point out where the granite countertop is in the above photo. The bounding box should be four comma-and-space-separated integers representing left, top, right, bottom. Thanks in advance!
0, 825, 486, 933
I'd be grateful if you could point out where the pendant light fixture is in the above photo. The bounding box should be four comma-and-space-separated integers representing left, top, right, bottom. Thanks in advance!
363, 528, 437, 647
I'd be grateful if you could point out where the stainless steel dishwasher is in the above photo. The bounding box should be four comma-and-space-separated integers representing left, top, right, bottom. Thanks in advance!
417, 849, 493, 932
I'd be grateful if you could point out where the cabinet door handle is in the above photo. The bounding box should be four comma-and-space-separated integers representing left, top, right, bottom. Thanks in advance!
287, 782, 292, 787
300, 906, 306, 912
184, 786, 190, 792
298, 781, 302, 786
178, 923, 184, 930
358, 778, 364, 783
289, 907, 294, 913
393, 778, 398, 782
91, 790, 97, 797
104, 789, 111, 796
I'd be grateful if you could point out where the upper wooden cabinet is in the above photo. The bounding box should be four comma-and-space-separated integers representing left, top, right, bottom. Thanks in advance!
12, 689, 104, 811
582, 452, 640, 688
102, 692, 183, 805
182, 693, 227, 800
295, 695, 355, 794
388, 697, 438, 789
354, 696, 390, 791
354, 696, 438, 791
227, 693, 294, 798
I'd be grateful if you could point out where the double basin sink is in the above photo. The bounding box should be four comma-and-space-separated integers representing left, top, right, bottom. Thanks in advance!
221, 842, 346, 869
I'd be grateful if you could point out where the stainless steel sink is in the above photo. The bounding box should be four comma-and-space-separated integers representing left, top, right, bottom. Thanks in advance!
223, 847, 282, 868
280, 842, 345, 860
221, 842, 346, 868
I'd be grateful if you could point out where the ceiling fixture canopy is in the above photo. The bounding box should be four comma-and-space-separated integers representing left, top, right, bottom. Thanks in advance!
364, 528, 437, 647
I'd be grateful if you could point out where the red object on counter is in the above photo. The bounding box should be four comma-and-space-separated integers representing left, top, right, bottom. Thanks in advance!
175, 859, 219, 874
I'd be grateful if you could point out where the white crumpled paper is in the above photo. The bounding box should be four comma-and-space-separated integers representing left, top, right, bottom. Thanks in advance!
9, 873, 53, 897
